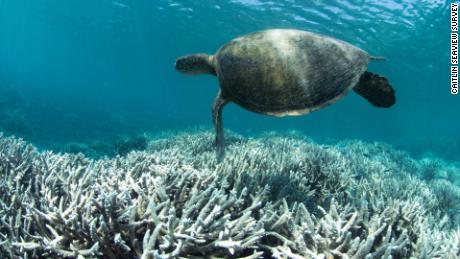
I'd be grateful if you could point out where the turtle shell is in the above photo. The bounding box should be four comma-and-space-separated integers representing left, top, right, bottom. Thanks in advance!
214, 29, 370, 116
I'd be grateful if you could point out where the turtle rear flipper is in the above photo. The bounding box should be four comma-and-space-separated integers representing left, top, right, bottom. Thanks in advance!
353, 71, 395, 108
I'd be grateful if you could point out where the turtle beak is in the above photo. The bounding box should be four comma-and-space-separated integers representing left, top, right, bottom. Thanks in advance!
174, 59, 180, 71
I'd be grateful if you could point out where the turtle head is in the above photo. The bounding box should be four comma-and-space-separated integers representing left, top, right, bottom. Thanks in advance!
175, 54, 216, 75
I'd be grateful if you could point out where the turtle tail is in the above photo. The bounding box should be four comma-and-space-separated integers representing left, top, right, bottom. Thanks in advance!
353, 71, 395, 108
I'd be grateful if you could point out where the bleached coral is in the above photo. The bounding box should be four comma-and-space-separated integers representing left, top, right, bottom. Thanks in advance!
0, 131, 459, 258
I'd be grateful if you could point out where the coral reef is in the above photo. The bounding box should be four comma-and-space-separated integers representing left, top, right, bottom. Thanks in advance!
0, 130, 459, 258
56, 134, 149, 159
395, 137, 460, 163
0, 84, 149, 154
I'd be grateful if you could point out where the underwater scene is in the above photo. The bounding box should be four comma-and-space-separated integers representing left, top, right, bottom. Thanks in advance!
0, 0, 459, 258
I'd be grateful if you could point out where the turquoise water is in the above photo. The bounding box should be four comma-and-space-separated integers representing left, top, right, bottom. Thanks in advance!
0, 0, 457, 159
2, 2, 460, 258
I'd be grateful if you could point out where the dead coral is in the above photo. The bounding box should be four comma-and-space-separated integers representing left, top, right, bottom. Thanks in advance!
0, 131, 459, 258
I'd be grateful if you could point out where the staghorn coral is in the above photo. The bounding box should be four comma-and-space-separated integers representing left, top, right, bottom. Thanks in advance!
49, 134, 150, 159
0, 130, 459, 258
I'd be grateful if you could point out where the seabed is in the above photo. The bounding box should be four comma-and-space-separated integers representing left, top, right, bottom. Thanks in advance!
0, 130, 459, 258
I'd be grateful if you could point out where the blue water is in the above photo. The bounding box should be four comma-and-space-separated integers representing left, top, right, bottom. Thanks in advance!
0, 0, 457, 160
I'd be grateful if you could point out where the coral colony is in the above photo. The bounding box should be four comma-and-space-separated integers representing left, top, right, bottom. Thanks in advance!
0, 130, 459, 258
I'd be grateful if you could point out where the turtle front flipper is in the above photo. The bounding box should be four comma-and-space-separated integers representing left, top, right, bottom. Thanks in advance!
353, 71, 396, 108
212, 90, 229, 161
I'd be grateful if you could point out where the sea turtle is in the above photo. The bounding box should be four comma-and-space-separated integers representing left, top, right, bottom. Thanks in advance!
175, 29, 395, 160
